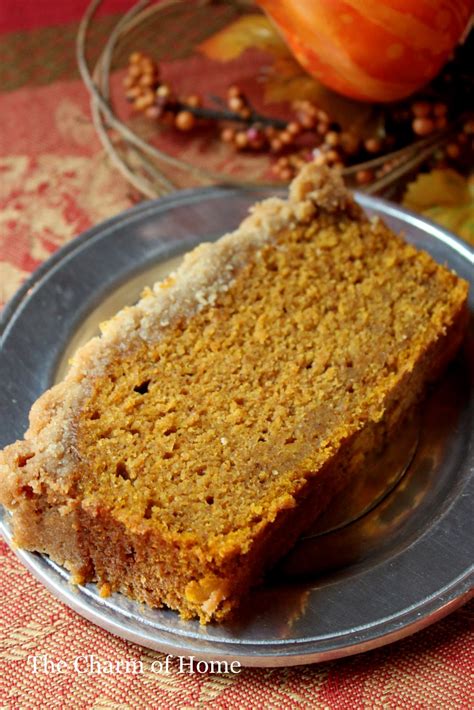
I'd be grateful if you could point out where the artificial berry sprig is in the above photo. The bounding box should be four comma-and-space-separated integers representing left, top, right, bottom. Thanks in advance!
124, 51, 473, 184
125, 52, 287, 130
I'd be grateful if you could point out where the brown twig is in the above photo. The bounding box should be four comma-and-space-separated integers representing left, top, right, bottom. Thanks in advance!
169, 98, 288, 129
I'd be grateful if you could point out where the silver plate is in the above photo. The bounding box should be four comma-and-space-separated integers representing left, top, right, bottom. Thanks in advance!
1, 188, 473, 667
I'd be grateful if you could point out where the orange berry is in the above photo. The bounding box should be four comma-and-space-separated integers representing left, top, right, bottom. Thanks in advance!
300, 114, 316, 129
139, 73, 156, 88
340, 132, 359, 155
445, 142, 460, 159
228, 96, 244, 112
186, 94, 201, 108
412, 101, 431, 118
412, 117, 435, 136
356, 169, 374, 185
364, 137, 382, 153
463, 119, 474, 135
313, 152, 327, 167
235, 131, 249, 148
227, 85, 241, 98
145, 106, 161, 120
129, 51, 144, 64
279, 167, 293, 181
325, 131, 340, 147
175, 110, 195, 131
126, 86, 142, 101
378, 162, 392, 176
325, 149, 340, 164
128, 64, 141, 79
134, 92, 154, 111
156, 84, 171, 99
279, 130, 293, 145
221, 127, 235, 143
287, 121, 301, 136
140, 58, 155, 73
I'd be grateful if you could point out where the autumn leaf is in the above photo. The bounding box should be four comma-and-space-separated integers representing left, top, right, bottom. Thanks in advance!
198, 14, 287, 61
403, 169, 474, 244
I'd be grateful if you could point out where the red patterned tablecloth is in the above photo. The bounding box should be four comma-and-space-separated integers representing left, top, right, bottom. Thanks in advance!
0, 2, 473, 707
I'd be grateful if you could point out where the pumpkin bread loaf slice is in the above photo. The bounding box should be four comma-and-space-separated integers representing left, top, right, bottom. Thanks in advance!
0, 165, 469, 623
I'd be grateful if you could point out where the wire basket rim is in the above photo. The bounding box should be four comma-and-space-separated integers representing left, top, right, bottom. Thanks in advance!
77, 0, 460, 199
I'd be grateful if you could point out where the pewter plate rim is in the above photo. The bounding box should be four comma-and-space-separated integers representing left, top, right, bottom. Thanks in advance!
1, 187, 473, 667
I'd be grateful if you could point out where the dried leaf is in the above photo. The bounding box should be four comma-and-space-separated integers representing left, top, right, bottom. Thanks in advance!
198, 14, 287, 62
262, 56, 319, 103
403, 169, 474, 244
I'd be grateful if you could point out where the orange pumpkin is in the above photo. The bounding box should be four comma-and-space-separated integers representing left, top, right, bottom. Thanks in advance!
255, 0, 473, 102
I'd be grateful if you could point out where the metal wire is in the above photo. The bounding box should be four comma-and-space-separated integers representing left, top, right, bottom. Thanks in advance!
77, 0, 457, 199
77, 0, 176, 196
77, 0, 259, 194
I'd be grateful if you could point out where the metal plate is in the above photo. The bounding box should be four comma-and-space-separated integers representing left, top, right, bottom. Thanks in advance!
1, 187, 473, 667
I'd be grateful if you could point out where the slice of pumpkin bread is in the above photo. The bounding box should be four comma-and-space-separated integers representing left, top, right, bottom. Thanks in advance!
0, 165, 468, 623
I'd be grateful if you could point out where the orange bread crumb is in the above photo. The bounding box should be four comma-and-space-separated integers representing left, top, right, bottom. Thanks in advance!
0, 165, 468, 622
